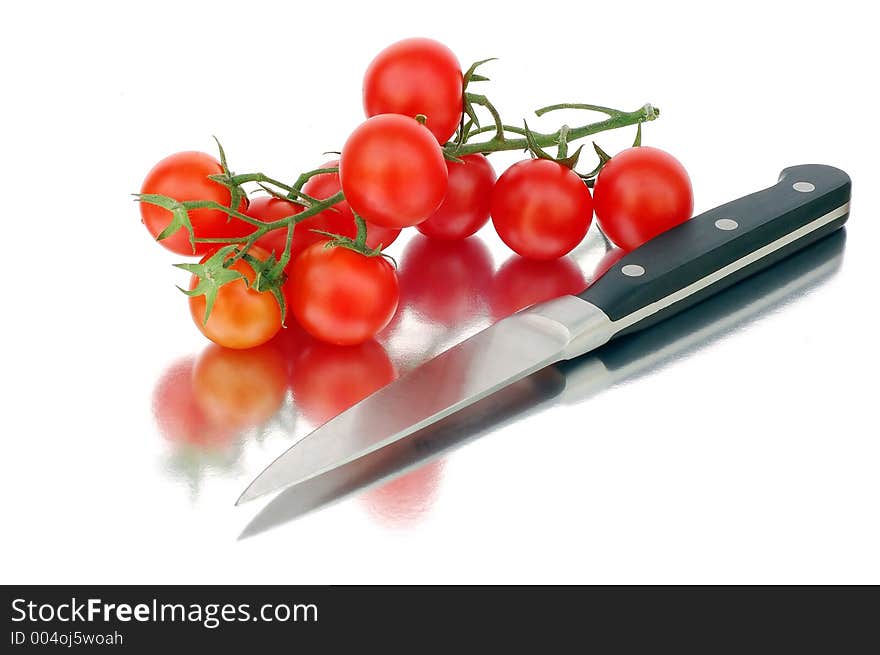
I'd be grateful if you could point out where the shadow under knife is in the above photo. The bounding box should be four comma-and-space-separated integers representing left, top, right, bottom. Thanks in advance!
240, 229, 846, 539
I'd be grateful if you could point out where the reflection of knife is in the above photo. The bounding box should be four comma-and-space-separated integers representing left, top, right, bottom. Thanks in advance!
238, 164, 851, 505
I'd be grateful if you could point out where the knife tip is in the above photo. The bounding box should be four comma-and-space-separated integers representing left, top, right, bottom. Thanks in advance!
235, 482, 264, 506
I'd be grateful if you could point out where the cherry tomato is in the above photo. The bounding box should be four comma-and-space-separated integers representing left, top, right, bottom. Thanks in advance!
491, 159, 593, 260
362, 460, 445, 528
399, 235, 494, 325
245, 196, 303, 259
288, 241, 399, 346
191, 342, 288, 432
417, 154, 496, 240
246, 164, 401, 262
140, 151, 249, 256
188, 245, 282, 349
340, 114, 448, 228
300, 161, 401, 250
152, 357, 233, 448
363, 37, 463, 144
291, 338, 396, 426
592, 146, 693, 251
490, 255, 585, 319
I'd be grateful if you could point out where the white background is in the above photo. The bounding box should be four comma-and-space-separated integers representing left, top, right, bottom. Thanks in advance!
2, 0, 877, 583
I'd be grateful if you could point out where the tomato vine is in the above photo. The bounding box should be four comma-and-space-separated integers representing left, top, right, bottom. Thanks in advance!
135, 55, 660, 324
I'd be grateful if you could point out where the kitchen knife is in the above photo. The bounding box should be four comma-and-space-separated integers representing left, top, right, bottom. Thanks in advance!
239, 228, 844, 535
237, 163, 851, 505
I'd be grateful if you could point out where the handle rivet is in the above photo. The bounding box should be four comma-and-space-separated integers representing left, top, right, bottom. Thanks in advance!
715, 218, 739, 231
793, 181, 815, 193
621, 264, 645, 277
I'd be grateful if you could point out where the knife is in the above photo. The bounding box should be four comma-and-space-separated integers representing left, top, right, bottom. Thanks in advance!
239, 228, 845, 535
237, 163, 851, 505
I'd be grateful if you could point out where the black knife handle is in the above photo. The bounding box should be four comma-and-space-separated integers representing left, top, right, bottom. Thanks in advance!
579, 164, 850, 336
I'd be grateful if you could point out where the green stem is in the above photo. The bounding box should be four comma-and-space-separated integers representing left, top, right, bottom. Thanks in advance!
291, 166, 338, 194
557, 125, 570, 159
227, 173, 319, 204
466, 92, 505, 142
353, 213, 368, 249
534, 103, 625, 117
277, 221, 296, 270
447, 103, 658, 157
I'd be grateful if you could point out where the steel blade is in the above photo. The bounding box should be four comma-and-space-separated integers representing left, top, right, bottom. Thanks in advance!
237, 296, 612, 504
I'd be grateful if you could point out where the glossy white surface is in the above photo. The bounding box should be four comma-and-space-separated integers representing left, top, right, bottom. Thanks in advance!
2, 0, 878, 584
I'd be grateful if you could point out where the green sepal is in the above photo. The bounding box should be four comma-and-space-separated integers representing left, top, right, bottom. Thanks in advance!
463, 58, 497, 88
522, 121, 562, 163
463, 95, 481, 129
174, 245, 246, 324
556, 144, 585, 170
211, 136, 248, 216
310, 229, 391, 263
240, 251, 289, 323
593, 141, 613, 164
136, 193, 196, 253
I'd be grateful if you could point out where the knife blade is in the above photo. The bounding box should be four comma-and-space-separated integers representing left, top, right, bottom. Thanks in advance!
238, 163, 851, 505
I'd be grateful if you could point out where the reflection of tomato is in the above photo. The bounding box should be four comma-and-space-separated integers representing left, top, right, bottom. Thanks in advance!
291, 339, 396, 426
398, 235, 494, 325
140, 151, 250, 256
362, 460, 445, 529
490, 255, 585, 319
590, 248, 626, 282
417, 154, 496, 240
152, 357, 233, 448
266, 322, 316, 377
191, 343, 288, 431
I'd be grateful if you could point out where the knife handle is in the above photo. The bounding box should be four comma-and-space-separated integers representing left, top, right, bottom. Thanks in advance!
578, 164, 850, 337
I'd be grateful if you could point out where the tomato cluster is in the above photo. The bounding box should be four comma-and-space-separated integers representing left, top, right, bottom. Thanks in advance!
139, 37, 693, 352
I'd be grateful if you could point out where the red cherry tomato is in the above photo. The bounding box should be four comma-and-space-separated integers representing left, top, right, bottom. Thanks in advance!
417, 154, 496, 240
291, 338, 396, 426
247, 170, 400, 264
191, 342, 288, 432
399, 235, 494, 325
152, 357, 233, 448
363, 37, 463, 144
140, 151, 250, 256
188, 245, 282, 349
288, 242, 399, 345
301, 161, 400, 250
340, 114, 448, 228
592, 146, 694, 251
490, 255, 585, 319
491, 159, 593, 260
245, 196, 304, 259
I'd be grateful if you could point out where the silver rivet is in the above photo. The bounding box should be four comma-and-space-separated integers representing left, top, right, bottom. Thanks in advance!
621, 264, 645, 277
715, 218, 739, 231
793, 181, 815, 193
